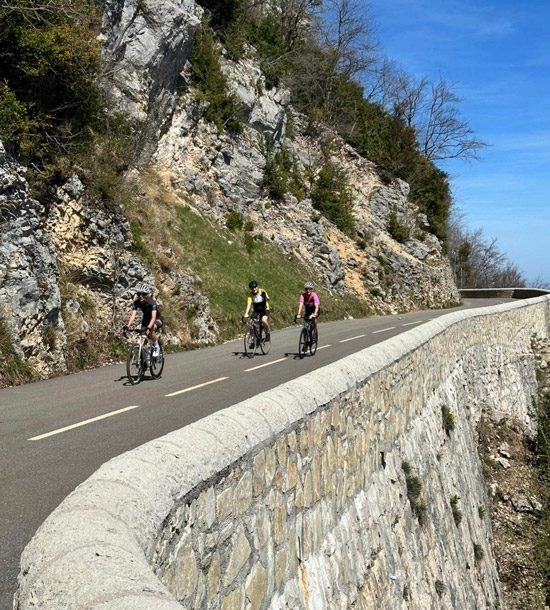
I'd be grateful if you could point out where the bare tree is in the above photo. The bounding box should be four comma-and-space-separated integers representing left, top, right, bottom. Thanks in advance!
420, 80, 486, 162
447, 209, 525, 288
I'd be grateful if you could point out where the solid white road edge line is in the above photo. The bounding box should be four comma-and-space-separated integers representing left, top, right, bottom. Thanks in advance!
339, 334, 366, 343
165, 376, 229, 397
28, 405, 140, 441
245, 357, 287, 372
372, 327, 396, 334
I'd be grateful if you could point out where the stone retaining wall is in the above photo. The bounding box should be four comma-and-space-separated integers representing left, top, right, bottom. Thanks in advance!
14, 296, 550, 609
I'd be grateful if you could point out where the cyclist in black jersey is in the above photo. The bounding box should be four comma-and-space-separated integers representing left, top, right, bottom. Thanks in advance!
122, 283, 163, 357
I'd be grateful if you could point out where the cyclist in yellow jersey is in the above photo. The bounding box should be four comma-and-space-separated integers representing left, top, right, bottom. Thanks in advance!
243, 280, 271, 340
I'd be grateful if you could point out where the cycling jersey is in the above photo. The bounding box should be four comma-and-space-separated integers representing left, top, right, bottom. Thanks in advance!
299, 291, 320, 316
132, 298, 163, 328
247, 288, 270, 315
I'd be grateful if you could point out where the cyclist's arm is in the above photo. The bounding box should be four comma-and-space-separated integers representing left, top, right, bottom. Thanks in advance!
244, 295, 252, 317
127, 310, 137, 327
147, 309, 157, 331
312, 293, 320, 317
297, 294, 304, 317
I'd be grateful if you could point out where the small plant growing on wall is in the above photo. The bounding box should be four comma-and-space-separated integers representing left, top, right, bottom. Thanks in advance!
450, 494, 463, 526
478, 504, 486, 519
435, 580, 446, 598
442, 405, 456, 434
473, 543, 484, 564
402, 461, 427, 525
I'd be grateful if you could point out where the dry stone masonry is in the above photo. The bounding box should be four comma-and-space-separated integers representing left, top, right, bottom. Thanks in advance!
14, 295, 550, 609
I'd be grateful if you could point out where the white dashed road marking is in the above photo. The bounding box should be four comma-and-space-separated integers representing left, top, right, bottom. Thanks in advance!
245, 357, 287, 372
28, 405, 141, 441
401, 321, 423, 327
165, 376, 229, 397
339, 334, 366, 343
372, 327, 396, 334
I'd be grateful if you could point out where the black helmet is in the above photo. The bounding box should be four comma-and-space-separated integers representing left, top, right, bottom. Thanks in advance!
249, 280, 258, 289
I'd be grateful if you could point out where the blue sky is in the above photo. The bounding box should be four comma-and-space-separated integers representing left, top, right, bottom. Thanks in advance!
368, 0, 550, 285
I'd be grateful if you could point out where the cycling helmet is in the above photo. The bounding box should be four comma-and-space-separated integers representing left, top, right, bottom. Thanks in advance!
249, 280, 258, 289
133, 282, 151, 296
304, 281, 314, 290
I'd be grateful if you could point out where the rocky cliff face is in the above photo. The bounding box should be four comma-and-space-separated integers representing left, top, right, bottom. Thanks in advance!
0, 0, 459, 383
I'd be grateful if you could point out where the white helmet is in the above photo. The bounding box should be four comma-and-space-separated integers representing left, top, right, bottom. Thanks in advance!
133, 282, 151, 296
304, 281, 314, 290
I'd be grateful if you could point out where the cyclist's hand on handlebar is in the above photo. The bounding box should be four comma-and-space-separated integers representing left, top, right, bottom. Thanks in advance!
121, 325, 129, 334
241, 315, 248, 323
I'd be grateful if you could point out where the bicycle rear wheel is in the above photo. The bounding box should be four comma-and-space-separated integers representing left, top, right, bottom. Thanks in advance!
244, 328, 255, 358
150, 344, 165, 379
298, 328, 308, 359
126, 344, 143, 385
309, 327, 318, 356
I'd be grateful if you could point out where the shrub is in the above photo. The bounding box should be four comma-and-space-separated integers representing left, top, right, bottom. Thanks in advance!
450, 494, 463, 526
260, 139, 304, 201
402, 461, 427, 525
388, 210, 409, 243
473, 543, 484, 564
442, 405, 456, 433
311, 161, 354, 234
0, 0, 103, 163
189, 23, 243, 134
226, 210, 244, 231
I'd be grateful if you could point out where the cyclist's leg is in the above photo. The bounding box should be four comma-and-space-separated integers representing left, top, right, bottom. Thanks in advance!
262, 312, 270, 338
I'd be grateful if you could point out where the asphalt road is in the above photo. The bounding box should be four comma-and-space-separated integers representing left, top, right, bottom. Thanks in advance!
0, 298, 510, 606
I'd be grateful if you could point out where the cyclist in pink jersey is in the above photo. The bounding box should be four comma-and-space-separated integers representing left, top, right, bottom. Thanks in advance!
297, 281, 320, 331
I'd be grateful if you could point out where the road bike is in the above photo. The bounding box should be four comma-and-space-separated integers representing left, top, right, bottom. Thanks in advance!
242, 312, 271, 358
123, 328, 165, 384
295, 315, 318, 358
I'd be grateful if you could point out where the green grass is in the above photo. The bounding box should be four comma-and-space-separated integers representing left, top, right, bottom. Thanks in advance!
0, 316, 34, 387
173, 205, 371, 340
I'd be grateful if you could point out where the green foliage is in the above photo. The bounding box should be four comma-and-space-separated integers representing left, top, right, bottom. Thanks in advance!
402, 461, 427, 525
408, 159, 451, 242
442, 405, 456, 434
311, 161, 354, 234
226, 210, 244, 231
435, 580, 445, 598
478, 505, 486, 519
0, 0, 103, 163
388, 210, 409, 243
261, 139, 304, 201
0, 315, 34, 386
450, 494, 463, 526
172, 204, 371, 340
190, 23, 243, 134
473, 543, 484, 564
0, 83, 28, 147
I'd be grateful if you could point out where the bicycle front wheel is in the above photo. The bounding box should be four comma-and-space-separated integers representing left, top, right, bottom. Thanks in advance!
244, 328, 255, 358
309, 327, 318, 356
298, 328, 308, 359
150, 344, 165, 379
126, 344, 143, 384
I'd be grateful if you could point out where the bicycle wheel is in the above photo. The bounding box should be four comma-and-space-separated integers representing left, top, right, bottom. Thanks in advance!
260, 328, 271, 354
309, 327, 318, 356
150, 344, 165, 379
126, 344, 143, 385
244, 327, 255, 358
298, 328, 308, 359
